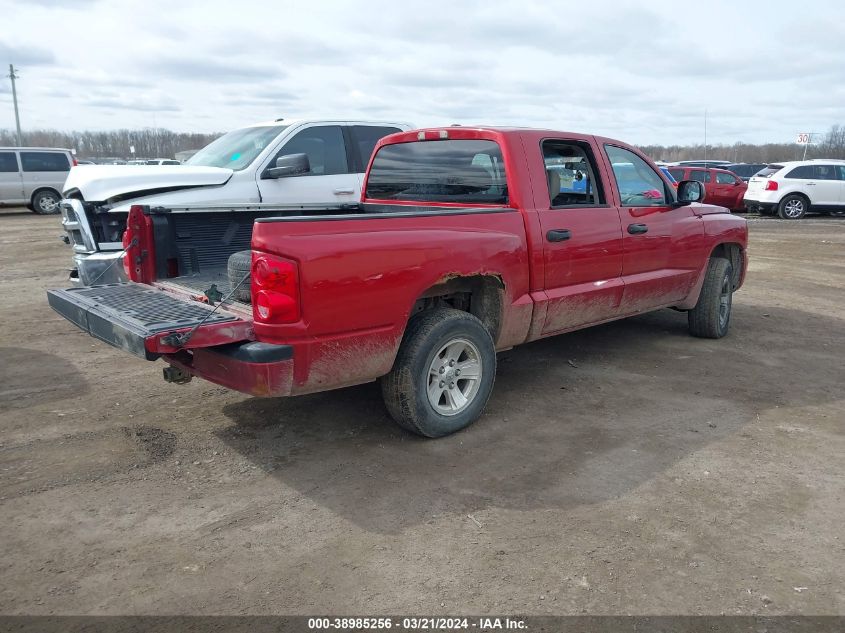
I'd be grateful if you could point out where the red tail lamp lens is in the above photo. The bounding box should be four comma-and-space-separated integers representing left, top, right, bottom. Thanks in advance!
252, 255, 300, 323
765, 180, 779, 191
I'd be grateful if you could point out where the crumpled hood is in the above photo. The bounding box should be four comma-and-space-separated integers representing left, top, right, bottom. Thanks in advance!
63, 165, 234, 202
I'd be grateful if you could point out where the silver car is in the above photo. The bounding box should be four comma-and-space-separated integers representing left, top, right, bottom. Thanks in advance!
0, 147, 75, 214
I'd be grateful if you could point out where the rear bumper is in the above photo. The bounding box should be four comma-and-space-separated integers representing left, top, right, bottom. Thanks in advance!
742, 198, 775, 212
165, 342, 295, 397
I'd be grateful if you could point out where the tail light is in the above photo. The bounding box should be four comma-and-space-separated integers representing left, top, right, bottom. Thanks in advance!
121, 205, 155, 283
72, 157, 78, 167
764, 180, 779, 191
252, 253, 300, 323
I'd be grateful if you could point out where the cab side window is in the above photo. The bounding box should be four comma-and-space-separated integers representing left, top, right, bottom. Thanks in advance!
716, 172, 737, 184
604, 145, 667, 206
273, 125, 348, 176
542, 140, 605, 207
689, 169, 711, 183
815, 164, 839, 180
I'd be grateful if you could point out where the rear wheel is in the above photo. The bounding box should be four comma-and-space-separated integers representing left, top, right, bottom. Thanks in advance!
32, 190, 60, 214
381, 308, 496, 437
777, 194, 808, 219
688, 257, 734, 339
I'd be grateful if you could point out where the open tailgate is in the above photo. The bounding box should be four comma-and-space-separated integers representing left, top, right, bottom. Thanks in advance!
47, 282, 252, 360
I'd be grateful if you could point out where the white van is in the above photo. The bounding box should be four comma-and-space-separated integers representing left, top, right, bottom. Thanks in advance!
0, 147, 76, 213
60, 119, 411, 284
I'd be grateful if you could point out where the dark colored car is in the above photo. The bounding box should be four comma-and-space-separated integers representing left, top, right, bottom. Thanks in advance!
724, 163, 768, 182
667, 166, 748, 211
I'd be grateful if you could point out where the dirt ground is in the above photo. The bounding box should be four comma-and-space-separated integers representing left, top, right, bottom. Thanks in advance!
0, 206, 842, 616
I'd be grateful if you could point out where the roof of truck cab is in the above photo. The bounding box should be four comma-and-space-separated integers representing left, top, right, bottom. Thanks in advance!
378, 126, 630, 148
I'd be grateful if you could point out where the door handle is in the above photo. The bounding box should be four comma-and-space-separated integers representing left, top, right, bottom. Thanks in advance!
627, 223, 648, 235
333, 188, 355, 195
806, 182, 816, 186
546, 229, 571, 242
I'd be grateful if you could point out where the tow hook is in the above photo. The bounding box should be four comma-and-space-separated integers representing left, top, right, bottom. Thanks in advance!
162, 366, 192, 385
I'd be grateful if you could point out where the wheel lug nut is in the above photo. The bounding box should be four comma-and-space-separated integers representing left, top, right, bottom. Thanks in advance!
449, 382, 455, 389
455, 369, 461, 376
439, 381, 445, 388
449, 360, 455, 367
439, 366, 445, 374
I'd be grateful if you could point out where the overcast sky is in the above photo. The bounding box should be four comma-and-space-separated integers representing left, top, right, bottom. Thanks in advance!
2, 0, 844, 145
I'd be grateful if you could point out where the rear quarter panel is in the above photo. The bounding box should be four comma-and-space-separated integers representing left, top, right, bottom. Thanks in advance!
251, 211, 532, 393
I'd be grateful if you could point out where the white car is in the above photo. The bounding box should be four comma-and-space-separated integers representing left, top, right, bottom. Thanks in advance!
744, 159, 845, 219
60, 118, 411, 284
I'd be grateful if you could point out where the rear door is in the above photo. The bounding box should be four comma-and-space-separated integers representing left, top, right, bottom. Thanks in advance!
601, 144, 704, 314
0, 150, 24, 203
534, 137, 625, 334
256, 124, 359, 204
19, 150, 70, 199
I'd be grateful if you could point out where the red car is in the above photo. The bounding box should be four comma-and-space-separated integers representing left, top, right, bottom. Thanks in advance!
667, 166, 747, 211
49, 127, 748, 437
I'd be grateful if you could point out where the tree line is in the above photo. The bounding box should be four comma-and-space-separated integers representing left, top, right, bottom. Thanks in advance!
2, 123, 844, 163
640, 124, 845, 163
0, 128, 222, 160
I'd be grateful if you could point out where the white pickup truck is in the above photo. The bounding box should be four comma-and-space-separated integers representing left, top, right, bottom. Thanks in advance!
60, 118, 411, 285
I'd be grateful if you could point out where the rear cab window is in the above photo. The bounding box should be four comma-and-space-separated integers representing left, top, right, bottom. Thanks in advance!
20, 151, 70, 172
604, 145, 669, 206
365, 139, 508, 205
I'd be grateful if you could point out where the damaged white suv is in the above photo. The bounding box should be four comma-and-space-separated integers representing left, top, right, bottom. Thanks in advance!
60, 119, 411, 285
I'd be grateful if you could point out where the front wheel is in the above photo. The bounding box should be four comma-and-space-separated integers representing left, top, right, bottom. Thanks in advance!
381, 308, 496, 437
688, 257, 734, 339
777, 194, 808, 219
32, 190, 61, 214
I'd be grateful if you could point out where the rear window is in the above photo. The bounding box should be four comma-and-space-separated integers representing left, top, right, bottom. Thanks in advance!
365, 139, 508, 204
351, 125, 402, 171
20, 151, 70, 172
756, 164, 783, 178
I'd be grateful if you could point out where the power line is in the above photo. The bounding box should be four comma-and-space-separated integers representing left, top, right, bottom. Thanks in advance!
6, 64, 23, 145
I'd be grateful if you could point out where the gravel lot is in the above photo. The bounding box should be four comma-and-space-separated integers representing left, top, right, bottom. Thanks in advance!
0, 207, 843, 615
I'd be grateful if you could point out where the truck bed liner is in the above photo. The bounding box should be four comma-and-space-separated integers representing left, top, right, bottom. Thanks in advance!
47, 282, 240, 359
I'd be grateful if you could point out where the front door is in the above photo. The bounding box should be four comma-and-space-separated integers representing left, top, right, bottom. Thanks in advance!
601, 145, 705, 314
256, 124, 360, 205
0, 151, 24, 203
535, 139, 624, 335
811, 164, 842, 205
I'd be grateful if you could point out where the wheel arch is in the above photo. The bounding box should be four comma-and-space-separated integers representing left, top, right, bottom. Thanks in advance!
30, 186, 62, 205
409, 274, 506, 344
709, 242, 744, 290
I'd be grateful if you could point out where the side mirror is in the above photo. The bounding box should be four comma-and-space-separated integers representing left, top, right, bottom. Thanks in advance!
262, 153, 310, 179
676, 180, 705, 205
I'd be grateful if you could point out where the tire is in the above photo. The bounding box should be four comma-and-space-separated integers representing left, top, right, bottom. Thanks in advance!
688, 257, 734, 339
381, 307, 496, 438
31, 189, 60, 215
777, 194, 808, 219
226, 250, 252, 302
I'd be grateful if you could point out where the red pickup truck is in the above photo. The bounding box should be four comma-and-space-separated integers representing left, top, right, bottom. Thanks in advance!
48, 127, 748, 437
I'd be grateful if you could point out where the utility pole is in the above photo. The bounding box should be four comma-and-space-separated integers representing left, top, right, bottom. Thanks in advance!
7, 64, 23, 145
704, 108, 708, 163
